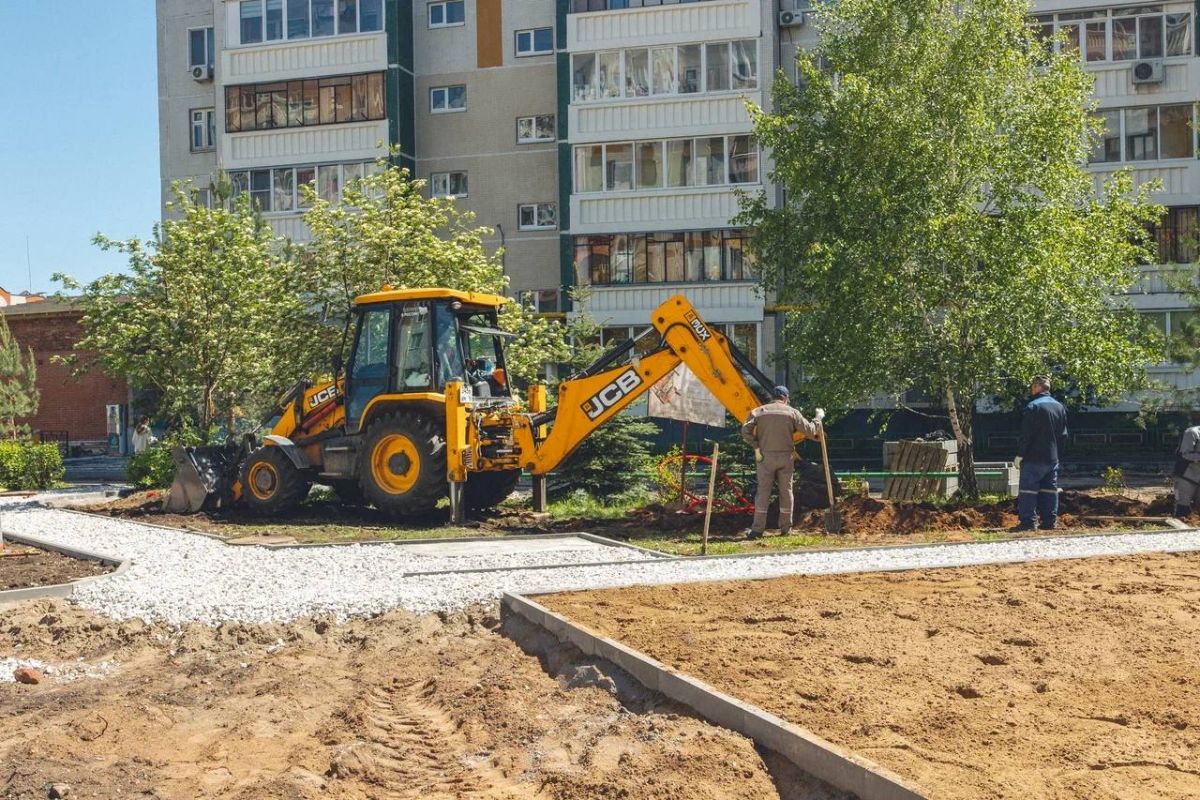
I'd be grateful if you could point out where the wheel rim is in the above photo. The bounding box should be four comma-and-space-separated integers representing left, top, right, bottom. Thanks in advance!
247, 460, 279, 501
371, 433, 421, 494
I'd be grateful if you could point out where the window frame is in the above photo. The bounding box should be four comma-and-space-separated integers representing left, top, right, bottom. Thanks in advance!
238, 0, 383, 44
516, 114, 556, 144
571, 39, 758, 104
1089, 102, 1196, 164
224, 72, 387, 132
190, 108, 217, 152
518, 202, 558, 231
428, 0, 465, 28
188, 26, 216, 68
573, 135, 760, 192
1035, 7, 1193, 62
572, 229, 758, 287
515, 27, 554, 57
430, 171, 469, 198
429, 84, 467, 113
227, 160, 375, 213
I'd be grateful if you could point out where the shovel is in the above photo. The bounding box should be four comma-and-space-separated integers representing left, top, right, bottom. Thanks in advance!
817, 423, 843, 533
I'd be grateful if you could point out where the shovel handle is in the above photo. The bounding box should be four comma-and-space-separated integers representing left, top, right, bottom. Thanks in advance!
818, 423, 836, 508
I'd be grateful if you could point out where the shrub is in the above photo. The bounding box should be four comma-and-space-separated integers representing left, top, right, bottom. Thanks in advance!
1101, 465, 1125, 494
127, 445, 178, 490
553, 413, 658, 499
0, 441, 65, 490
841, 475, 870, 497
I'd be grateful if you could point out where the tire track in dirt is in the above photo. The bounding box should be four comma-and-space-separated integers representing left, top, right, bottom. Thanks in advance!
330, 676, 544, 799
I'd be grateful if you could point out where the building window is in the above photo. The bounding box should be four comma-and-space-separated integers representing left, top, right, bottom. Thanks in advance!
518, 203, 557, 230
573, 135, 759, 192
519, 289, 562, 313
1089, 104, 1195, 163
190, 109, 216, 151
1035, 8, 1192, 62
240, 0, 382, 44
188, 27, 215, 68
428, 0, 465, 27
224, 72, 386, 132
516, 114, 555, 143
570, 0, 716, 12
573, 229, 757, 285
572, 40, 757, 103
516, 27, 554, 56
228, 160, 381, 212
430, 171, 468, 198
1150, 206, 1200, 264
430, 84, 466, 113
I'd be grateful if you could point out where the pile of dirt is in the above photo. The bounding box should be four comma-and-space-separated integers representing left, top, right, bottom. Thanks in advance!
544, 551, 1200, 799
0, 543, 112, 591
0, 599, 840, 799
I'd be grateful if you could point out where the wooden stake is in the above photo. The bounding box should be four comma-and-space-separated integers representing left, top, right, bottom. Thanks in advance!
702, 442, 720, 556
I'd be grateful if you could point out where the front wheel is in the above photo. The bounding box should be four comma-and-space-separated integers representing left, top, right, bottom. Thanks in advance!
239, 446, 311, 515
357, 411, 447, 517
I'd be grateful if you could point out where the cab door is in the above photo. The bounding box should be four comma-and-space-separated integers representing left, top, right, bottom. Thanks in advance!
345, 304, 393, 432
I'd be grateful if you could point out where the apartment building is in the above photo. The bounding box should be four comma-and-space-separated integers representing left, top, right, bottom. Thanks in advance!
158, 0, 780, 365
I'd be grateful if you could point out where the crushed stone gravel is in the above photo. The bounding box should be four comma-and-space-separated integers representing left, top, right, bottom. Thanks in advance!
2, 500, 1199, 625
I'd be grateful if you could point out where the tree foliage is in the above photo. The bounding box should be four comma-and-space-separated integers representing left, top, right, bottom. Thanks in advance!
57, 185, 319, 441
301, 161, 571, 384
0, 315, 39, 439
739, 0, 1164, 491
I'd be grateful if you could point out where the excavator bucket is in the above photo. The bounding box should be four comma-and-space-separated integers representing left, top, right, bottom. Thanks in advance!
165, 444, 243, 513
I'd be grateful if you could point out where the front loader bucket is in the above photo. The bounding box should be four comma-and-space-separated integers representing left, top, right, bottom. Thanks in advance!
165, 444, 242, 513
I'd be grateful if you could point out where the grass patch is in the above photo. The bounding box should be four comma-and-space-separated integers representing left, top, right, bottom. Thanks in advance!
548, 489, 655, 521
625, 530, 850, 556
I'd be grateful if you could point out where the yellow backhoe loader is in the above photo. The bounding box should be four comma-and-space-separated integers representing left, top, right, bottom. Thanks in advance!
167, 287, 797, 521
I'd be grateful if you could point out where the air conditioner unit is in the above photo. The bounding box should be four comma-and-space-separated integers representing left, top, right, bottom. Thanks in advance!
779, 9, 805, 27
191, 64, 213, 82
1131, 60, 1164, 84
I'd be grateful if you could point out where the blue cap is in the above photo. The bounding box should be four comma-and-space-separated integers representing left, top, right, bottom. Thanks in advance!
773, 385, 790, 398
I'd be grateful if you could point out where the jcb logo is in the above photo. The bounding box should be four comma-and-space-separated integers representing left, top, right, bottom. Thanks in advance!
309, 385, 338, 408
685, 311, 711, 342
582, 369, 643, 421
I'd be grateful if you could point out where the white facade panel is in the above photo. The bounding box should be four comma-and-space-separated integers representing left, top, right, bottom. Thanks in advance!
222, 120, 388, 168
222, 33, 386, 83
267, 215, 312, 242
1090, 60, 1196, 104
567, 0, 760, 50
570, 91, 759, 143
570, 186, 752, 233
582, 282, 763, 326
1090, 162, 1198, 201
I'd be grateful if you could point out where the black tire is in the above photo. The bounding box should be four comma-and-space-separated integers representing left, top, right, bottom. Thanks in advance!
330, 479, 366, 506
239, 446, 311, 515
464, 469, 521, 510
357, 410, 446, 517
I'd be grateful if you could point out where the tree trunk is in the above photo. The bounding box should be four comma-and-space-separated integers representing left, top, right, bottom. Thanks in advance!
943, 380, 979, 496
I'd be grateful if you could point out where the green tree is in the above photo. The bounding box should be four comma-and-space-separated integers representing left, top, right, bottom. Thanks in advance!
301, 160, 570, 384
0, 315, 39, 439
57, 184, 319, 441
739, 0, 1163, 493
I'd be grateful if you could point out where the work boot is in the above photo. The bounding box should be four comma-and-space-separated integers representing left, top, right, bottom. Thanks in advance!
1009, 523, 1036, 533
746, 528, 764, 540
778, 528, 790, 537
1175, 504, 1192, 519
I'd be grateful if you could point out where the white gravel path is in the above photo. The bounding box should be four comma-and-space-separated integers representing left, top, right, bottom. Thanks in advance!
3, 500, 1199, 624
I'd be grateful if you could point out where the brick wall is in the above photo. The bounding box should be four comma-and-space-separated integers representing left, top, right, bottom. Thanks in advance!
3, 308, 128, 444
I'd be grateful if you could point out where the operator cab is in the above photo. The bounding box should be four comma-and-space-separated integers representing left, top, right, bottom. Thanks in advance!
344, 288, 515, 431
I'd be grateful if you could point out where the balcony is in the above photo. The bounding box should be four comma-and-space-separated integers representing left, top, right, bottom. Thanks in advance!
566, 0, 759, 50
571, 184, 753, 233
570, 91, 760, 143
221, 32, 386, 84
221, 120, 388, 169
579, 281, 762, 326
1089, 58, 1198, 104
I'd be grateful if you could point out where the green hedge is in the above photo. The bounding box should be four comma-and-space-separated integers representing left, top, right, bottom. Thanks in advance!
0, 442, 65, 490
127, 445, 178, 490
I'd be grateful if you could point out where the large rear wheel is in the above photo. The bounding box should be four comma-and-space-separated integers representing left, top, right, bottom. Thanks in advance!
358, 411, 446, 517
239, 446, 311, 515
464, 469, 521, 510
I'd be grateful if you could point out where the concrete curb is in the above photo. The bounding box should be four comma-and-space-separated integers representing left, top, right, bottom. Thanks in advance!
501, 592, 927, 800
0, 531, 128, 606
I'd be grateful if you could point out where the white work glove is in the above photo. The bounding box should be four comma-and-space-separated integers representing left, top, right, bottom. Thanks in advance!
814, 408, 826, 421
1013, 456, 1023, 469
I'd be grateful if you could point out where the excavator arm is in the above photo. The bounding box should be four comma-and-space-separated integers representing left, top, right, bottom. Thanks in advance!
514, 294, 776, 476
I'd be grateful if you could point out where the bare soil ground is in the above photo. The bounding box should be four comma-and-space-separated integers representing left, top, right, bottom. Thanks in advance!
0, 599, 843, 800
542, 552, 1200, 800
0, 543, 112, 591
76, 490, 1182, 554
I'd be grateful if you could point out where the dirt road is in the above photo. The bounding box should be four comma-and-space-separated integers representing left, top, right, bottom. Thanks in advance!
544, 552, 1200, 799
0, 599, 840, 799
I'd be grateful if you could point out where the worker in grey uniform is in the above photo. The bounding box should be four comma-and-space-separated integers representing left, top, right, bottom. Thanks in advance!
1174, 411, 1200, 517
741, 385, 823, 538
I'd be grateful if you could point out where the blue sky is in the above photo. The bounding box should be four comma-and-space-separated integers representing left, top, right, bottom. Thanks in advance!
0, 2, 160, 293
